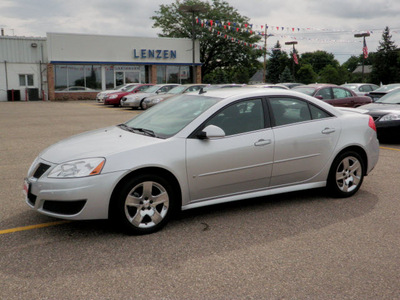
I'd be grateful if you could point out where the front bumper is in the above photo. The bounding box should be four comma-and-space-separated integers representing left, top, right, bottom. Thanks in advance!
24, 160, 126, 220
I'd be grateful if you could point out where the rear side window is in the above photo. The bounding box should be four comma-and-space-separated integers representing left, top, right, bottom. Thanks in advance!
333, 88, 352, 99
269, 97, 331, 126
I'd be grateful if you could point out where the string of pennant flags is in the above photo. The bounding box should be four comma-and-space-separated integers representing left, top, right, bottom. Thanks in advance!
196, 18, 400, 52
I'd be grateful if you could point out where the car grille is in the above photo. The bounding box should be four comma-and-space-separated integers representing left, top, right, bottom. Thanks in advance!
33, 163, 51, 179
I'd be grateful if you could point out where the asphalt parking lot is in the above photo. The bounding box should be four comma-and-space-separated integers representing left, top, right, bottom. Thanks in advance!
1, 100, 400, 300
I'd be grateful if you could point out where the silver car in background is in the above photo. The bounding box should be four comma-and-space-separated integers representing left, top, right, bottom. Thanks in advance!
120, 84, 179, 109
24, 88, 379, 235
142, 84, 206, 109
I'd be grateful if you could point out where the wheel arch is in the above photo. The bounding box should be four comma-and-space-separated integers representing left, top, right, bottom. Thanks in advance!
334, 145, 368, 175
108, 167, 182, 218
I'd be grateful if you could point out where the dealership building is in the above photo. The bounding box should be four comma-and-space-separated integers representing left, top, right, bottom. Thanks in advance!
0, 32, 201, 101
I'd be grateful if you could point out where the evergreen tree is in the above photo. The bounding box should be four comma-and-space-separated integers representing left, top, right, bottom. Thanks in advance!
279, 66, 293, 82
371, 26, 400, 84
266, 41, 289, 83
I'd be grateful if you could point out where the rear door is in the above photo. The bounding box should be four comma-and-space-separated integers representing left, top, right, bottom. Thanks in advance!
268, 97, 341, 187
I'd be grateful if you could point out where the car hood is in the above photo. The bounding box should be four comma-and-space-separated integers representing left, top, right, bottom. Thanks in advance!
357, 103, 400, 115
39, 126, 161, 164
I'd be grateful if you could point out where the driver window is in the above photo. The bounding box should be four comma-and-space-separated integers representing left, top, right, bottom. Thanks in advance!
205, 99, 265, 136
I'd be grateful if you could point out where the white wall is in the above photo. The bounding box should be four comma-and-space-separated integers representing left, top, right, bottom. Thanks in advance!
47, 33, 200, 65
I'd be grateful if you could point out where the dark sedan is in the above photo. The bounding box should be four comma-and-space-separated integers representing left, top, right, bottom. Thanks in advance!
104, 84, 154, 106
293, 84, 372, 108
366, 83, 400, 102
358, 89, 400, 142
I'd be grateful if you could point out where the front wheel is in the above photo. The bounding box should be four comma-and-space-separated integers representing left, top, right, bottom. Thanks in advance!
327, 151, 365, 198
111, 174, 177, 235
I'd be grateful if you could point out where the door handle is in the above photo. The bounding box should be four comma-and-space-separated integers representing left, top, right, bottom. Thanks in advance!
254, 139, 272, 146
322, 128, 336, 134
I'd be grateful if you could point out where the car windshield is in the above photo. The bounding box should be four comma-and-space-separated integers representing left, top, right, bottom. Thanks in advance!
292, 87, 316, 96
167, 86, 188, 94
143, 85, 164, 93
123, 85, 139, 92
376, 89, 400, 104
374, 84, 400, 92
123, 94, 221, 138
342, 85, 357, 91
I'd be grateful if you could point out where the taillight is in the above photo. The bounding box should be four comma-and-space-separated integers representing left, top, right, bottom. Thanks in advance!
368, 116, 377, 132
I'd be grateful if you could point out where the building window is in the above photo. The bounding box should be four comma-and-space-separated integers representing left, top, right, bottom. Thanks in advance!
54, 65, 101, 91
19, 74, 34, 86
157, 66, 192, 84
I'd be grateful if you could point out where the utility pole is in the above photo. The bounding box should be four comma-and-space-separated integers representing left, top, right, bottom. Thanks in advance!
263, 24, 267, 83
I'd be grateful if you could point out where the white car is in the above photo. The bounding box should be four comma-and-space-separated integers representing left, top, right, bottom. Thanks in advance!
96, 84, 137, 103
24, 88, 379, 235
120, 84, 179, 109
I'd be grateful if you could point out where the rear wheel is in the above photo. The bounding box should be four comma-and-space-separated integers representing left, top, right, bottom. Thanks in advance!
111, 174, 177, 235
327, 151, 364, 197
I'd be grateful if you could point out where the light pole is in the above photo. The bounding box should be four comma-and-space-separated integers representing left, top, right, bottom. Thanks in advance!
285, 41, 298, 81
179, 4, 207, 83
354, 32, 370, 82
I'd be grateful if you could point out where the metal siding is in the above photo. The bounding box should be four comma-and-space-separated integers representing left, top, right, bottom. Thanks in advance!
0, 36, 47, 63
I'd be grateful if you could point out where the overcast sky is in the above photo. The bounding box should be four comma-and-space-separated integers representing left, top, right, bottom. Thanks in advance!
1, 0, 399, 63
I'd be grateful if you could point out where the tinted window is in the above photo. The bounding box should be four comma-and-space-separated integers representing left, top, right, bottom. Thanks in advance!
269, 98, 312, 126
333, 88, 352, 99
205, 99, 265, 136
316, 88, 332, 99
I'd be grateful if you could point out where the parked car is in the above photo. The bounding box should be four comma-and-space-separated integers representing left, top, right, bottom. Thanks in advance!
24, 88, 379, 235
341, 83, 379, 96
103, 84, 154, 106
280, 82, 304, 89
293, 84, 372, 107
60, 86, 96, 92
366, 83, 400, 102
96, 84, 137, 103
357, 88, 400, 141
249, 84, 289, 89
120, 84, 179, 109
141, 84, 205, 110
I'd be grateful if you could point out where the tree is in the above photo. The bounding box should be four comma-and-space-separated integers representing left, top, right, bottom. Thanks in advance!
279, 66, 293, 82
296, 64, 317, 84
151, 0, 262, 82
266, 41, 290, 83
371, 26, 400, 84
300, 51, 339, 74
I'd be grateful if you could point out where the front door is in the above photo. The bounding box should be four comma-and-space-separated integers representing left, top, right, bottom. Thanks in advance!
186, 98, 274, 203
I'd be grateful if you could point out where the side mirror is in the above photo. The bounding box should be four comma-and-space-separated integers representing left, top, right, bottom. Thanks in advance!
315, 95, 324, 100
197, 125, 225, 140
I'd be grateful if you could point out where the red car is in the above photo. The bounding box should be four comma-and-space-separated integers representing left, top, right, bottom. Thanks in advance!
293, 84, 372, 107
104, 84, 154, 106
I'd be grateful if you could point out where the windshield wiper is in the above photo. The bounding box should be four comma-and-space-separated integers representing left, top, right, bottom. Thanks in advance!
117, 124, 156, 137
131, 127, 157, 137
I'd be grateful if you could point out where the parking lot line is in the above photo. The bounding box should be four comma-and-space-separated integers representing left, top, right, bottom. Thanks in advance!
0, 220, 70, 235
380, 146, 400, 152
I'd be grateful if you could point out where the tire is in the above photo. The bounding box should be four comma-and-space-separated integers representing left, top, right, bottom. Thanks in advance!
327, 151, 364, 198
111, 174, 177, 235
139, 99, 146, 110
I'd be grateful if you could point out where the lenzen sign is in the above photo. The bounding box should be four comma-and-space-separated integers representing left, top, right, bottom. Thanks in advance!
133, 49, 177, 60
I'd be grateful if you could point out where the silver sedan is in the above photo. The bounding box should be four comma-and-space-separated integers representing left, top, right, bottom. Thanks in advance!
24, 88, 379, 235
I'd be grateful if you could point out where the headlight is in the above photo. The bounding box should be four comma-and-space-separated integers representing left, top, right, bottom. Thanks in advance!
109, 94, 118, 99
380, 113, 400, 122
153, 98, 163, 103
48, 158, 105, 178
